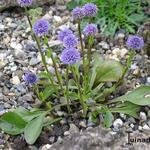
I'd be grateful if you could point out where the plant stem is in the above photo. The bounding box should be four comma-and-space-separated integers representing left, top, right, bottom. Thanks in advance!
45, 42, 64, 92
71, 66, 87, 116
77, 20, 85, 74
24, 8, 56, 92
87, 36, 93, 71
66, 65, 71, 113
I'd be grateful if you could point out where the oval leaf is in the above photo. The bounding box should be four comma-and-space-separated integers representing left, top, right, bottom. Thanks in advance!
24, 114, 45, 144
95, 59, 123, 82
112, 86, 150, 106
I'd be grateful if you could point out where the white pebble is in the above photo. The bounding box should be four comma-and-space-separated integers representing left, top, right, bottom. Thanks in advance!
12, 76, 20, 85
140, 112, 147, 121
143, 124, 150, 130
113, 119, 123, 128
138, 126, 142, 131
54, 16, 62, 23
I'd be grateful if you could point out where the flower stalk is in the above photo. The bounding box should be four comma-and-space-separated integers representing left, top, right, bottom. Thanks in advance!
24, 8, 57, 92
66, 65, 71, 113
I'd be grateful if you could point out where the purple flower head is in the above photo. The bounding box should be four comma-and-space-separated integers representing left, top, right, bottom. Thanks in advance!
57, 28, 73, 41
126, 35, 144, 50
83, 3, 98, 17
72, 7, 84, 20
63, 34, 78, 48
17, 0, 33, 7
33, 19, 49, 37
24, 72, 38, 85
83, 24, 98, 36
60, 48, 81, 65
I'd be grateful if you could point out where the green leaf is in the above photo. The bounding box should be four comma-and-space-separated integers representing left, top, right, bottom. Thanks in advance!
109, 102, 140, 118
0, 112, 27, 129
95, 57, 123, 83
39, 86, 54, 101
24, 114, 45, 144
67, 1, 79, 10
103, 110, 114, 128
89, 53, 104, 88
0, 120, 24, 135
0, 112, 27, 135
111, 86, 150, 106
28, 7, 43, 20
15, 107, 46, 122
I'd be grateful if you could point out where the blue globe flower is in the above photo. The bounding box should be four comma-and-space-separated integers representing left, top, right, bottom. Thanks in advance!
33, 19, 49, 37
83, 24, 98, 36
126, 35, 144, 50
24, 72, 38, 84
63, 34, 78, 48
60, 48, 81, 65
57, 28, 73, 41
83, 3, 98, 17
72, 7, 84, 20
17, 0, 33, 7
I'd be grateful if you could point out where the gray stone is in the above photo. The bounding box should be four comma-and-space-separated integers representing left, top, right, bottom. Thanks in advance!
140, 112, 147, 121
49, 126, 150, 150
29, 57, 40, 66
16, 84, 26, 94
69, 124, 79, 134
0, 93, 4, 100
0, 0, 55, 12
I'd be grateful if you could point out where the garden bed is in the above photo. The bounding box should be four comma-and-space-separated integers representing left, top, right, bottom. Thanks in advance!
0, 1, 150, 150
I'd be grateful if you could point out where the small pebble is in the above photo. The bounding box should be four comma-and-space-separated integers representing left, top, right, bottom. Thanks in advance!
113, 119, 123, 128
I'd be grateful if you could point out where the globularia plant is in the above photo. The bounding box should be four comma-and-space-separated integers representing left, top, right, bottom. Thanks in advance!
0, 0, 150, 145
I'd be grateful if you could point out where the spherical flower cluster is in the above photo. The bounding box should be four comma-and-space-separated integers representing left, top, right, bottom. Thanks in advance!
57, 28, 73, 41
83, 24, 98, 36
60, 48, 81, 65
126, 35, 144, 50
33, 19, 49, 37
83, 3, 98, 17
72, 7, 84, 20
63, 34, 78, 48
17, 0, 33, 7
24, 72, 38, 84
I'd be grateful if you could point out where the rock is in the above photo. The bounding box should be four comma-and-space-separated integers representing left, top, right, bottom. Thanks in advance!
0, 0, 55, 12
69, 124, 79, 134
142, 124, 150, 130
48, 40, 62, 48
40, 144, 52, 150
29, 57, 40, 66
79, 121, 86, 128
21, 93, 34, 102
99, 41, 109, 50
55, 0, 65, 5
113, 119, 123, 128
120, 48, 128, 58
147, 77, 150, 85
112, 48, 120, 56
0, 93, 3, 100
16, 84, 26, 94
140, 112, 147, 121
53, 16, 62, 23
49, 126, 150, 150
11, 76, 21, 85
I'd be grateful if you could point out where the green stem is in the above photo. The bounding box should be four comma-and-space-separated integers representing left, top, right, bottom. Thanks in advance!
45, 41, 63, 92
77, 20, 85, 73
24, 8, 57, 92
87, 36, 93, 71
71, 66, 87, 116
66, 65, 71, 113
